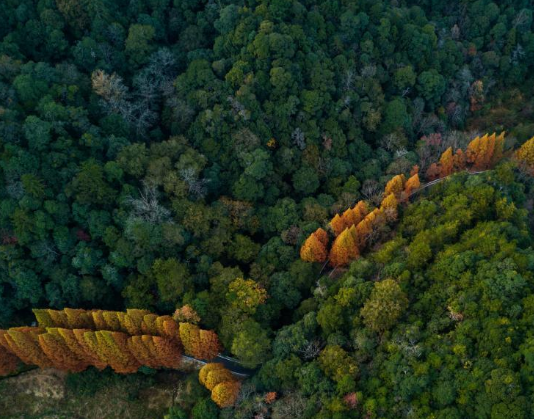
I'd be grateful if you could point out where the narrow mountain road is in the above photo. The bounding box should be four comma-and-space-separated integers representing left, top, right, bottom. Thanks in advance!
186, 171, 491, 378
182, 354, 254, 377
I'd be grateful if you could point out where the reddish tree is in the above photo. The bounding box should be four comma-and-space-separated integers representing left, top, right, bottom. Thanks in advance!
173, 305, 201, 325
425, 162, 441, 181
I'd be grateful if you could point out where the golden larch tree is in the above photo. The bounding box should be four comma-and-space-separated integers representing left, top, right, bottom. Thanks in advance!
32, 309, 55, 328
199, 363, 226, 386
313, 227, 329, 247
3, 328, 53, 368
491, 132, 505, 166
128, 335, 158, 368
48, 310, 69, 328
439, 147, 454, 177
141, 314, 159, 335
329, 226, 359, 267
61, 328, 106, 369
404, 173, 421, 197
453, 149, 466, 172
38, 331, 88, 372
380, 193, 398, 222
300, 232, 328, 263
96, 330, 140, 373
102, 311, 122, 331
197, 330, 222, 360
64, 308, 94, 329
179, 323, 201, 357
91, 311, 108, 331
151, 336, 182, 369
466, 134, 482, 166
122, 310, 147, 335
74, 330, 109, 369
211, 381, 242, 408
329, 214, 346, 236
515, 136, 534, 173
0, 344, 19, 376
156, 316, 180, 342
384, 174, 406, 198
205, 369, 235, 391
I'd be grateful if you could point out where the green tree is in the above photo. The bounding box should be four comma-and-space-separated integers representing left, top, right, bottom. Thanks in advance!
361, 278, 408, 332
231, 320, 271, 368
125, 24, 156, 66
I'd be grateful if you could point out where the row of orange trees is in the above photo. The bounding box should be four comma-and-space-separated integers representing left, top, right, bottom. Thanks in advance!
199, 363, 242, 408
300, 132, 508, 268
0, 308, 221, 376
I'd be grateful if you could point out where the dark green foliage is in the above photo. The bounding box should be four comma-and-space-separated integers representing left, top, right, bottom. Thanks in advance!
2, 0, 534, 417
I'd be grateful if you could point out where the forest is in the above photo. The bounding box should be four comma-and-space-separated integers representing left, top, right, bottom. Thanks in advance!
2, 0, 534, 418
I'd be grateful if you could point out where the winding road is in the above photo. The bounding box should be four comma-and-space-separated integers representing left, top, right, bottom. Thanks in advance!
182, 354, 254, 377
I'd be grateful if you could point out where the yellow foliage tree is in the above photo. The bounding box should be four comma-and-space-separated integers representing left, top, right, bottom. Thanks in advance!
179, 323, 200, 357
62, 328, 106, 370
515, 136, 534, 173
439, 147, 454, 177
211, 381, 241, 408
3, 327, 52, 368
32, 309, 55, 328
384, 174, 406, 198
38, 330, 88, 372
199, 363, 226, 386
151, 336, 182, 369
205, 368, 235, 391
404, 173, 421, 197
380, 193, 398, 222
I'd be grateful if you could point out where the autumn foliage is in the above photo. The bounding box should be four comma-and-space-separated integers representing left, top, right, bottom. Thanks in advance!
300, 228, 328, 263
179, 322, 221, 360
0, 308, 222, 376
404, 173, 421, 197
0, 344, 19, 376
329, 226, 359, 267
301, 132, 506, 268
515, 136, 534, 173
199, 363, 241, 408
428, 132, 505, 179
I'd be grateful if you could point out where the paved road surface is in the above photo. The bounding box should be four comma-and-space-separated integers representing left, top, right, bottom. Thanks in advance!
182, 354, 254, 377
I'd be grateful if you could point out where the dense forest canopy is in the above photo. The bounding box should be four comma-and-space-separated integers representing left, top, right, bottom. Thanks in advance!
2, 0, 534, 418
